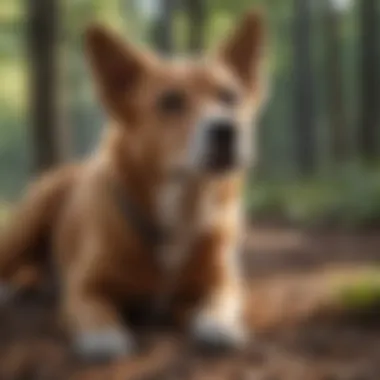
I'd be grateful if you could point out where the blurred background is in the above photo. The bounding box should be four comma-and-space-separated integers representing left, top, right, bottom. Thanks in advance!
1, 0, 380, 228
0, 1, 380, 379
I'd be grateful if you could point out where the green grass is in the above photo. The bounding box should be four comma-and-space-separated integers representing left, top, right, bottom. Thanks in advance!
337, 270, 380, 311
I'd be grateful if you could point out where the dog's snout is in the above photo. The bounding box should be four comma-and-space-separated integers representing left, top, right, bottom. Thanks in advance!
202, 118, 239, 173
208, 120, 236, 148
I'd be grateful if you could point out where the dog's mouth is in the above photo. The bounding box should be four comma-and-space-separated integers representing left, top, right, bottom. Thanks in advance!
167, 153, 244, 180
204, 160, 238, 174
202, 143, 240, 174
191, 117, 249, 175
165, 135, 248, 179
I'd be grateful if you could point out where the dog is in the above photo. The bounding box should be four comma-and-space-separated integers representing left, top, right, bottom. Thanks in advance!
0, 10, 268, 360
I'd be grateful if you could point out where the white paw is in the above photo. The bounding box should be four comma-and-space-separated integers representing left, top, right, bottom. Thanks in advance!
73, 327, 135, 361
191, 312, 248, 351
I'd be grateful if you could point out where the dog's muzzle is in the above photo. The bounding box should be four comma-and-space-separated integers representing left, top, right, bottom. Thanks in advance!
204, 119, 240, 173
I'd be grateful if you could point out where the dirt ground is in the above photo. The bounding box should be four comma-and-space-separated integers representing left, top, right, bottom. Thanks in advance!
0, 225, 379, 380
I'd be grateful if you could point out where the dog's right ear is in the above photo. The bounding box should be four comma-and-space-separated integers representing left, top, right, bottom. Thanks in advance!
85, 24, 150, 124
216, 10, 268, 110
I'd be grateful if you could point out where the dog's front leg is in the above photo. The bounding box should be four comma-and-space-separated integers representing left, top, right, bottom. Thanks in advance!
61, 237, 134, 361
189, 229, 247, 351
64, 289, 134, 361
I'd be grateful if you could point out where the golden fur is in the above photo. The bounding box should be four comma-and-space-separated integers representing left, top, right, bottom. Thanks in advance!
0, 10, 267, 359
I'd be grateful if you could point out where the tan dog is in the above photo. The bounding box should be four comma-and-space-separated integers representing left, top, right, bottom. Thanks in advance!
0, 10, 268, 360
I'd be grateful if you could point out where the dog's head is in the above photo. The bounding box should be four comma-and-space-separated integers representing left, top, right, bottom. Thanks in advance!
85, 11, 268, 178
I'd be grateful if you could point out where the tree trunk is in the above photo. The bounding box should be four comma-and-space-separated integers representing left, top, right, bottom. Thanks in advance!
185, 0, 206, 54
324, 0, 347, 164
152, 0, 177, 55
359, 0, 379, 161
27, 0, 65, 173
293, 0, 315, 176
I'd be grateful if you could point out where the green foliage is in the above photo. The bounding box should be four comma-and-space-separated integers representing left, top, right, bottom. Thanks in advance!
0, 0, 377, 232
0, 0, 22, 19
0, 0, 29, 200
0, 61, 26, 113
0, 202, 11, 227
247, 164, 380, 227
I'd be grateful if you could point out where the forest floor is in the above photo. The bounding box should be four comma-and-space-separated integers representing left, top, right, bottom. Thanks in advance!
0, 225, 379, 380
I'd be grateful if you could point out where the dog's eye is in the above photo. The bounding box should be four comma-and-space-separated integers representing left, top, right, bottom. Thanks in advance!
157, 90, 187, 114
218, 87, 239, 106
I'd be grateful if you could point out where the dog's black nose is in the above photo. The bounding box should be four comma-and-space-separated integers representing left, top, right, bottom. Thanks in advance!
206, 119, 238, 172
209, 120, 236, 150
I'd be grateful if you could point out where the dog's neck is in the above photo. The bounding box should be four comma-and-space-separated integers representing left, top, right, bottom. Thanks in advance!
102, 125, 202, 237
102, 125, 164, 223
101, 123, 244, 241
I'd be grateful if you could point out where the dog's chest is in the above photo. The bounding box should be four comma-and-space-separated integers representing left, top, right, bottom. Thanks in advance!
156, 181, 185, 232
155, 182, 192, 272
156, 180, 222, 231
155, 180, 214, 273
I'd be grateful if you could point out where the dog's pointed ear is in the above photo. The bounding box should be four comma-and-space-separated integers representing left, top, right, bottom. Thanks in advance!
217, 10, 266, 94
85, 24, 150, 123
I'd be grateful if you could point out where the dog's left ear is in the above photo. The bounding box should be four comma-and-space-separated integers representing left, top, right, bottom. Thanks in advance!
218, 10, 267, 97
85, 24, 154, 125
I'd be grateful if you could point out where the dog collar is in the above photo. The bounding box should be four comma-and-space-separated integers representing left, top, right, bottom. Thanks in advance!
110, 180, 168, 248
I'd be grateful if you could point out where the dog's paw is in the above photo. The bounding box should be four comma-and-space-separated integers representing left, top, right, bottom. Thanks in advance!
191, 312, 248, 353
73, 327, 135, 362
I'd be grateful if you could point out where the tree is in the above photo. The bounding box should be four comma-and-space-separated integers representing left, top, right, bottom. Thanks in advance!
151, 0, 177, 54
359, 0, 380, 161
184, 0, 206, 54
27, 0, 67, 173
324, 0, 348, 164
293, 0, 315, 176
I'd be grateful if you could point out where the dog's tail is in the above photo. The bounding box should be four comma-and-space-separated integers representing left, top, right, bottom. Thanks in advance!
0, 165, 78, 292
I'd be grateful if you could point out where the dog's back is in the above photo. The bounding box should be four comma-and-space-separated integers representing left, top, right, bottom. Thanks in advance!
0, 165, 79, 290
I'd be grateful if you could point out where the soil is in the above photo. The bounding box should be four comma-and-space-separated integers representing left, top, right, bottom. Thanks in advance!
0, 225, 379, 380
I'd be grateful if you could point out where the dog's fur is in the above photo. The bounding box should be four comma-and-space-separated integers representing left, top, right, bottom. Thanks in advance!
0, 11, 268, 359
